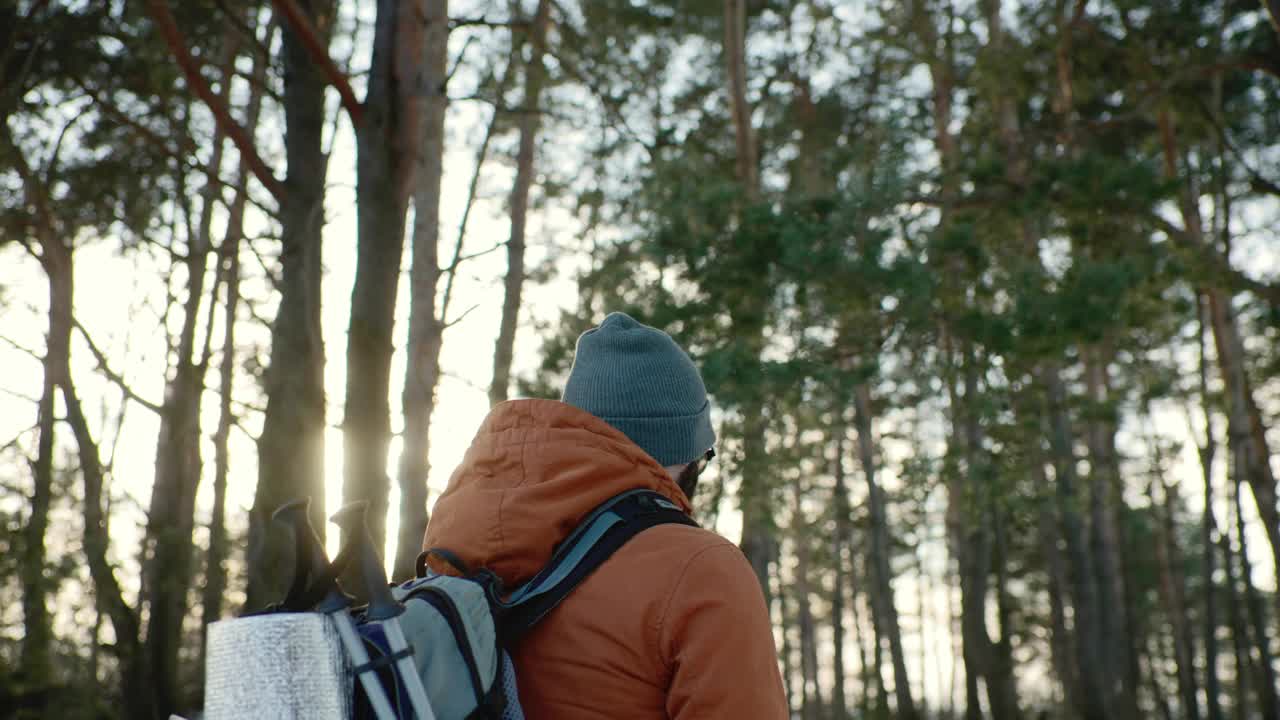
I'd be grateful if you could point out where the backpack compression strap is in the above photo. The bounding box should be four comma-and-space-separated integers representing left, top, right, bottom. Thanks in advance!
498, 489, 697, 644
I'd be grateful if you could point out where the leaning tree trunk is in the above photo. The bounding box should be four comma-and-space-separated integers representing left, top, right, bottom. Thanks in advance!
1158, 109, 1280, 596
489, 0, 551, 406
393, 0, 450, 582
343, 0, 431, 566
853, 383, 919, 720
248, 0, 334, 611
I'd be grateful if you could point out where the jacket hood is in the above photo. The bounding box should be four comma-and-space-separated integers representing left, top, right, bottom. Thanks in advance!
421, 399, 693, 587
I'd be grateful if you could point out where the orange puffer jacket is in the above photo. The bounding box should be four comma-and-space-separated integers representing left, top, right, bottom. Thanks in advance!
422, 399, 787, 719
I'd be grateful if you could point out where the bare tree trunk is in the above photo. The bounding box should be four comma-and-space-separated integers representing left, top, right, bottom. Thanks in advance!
832, 421, 851, 720
1222, 525, 1254, 720
68, 371, 149, 719
913, 5, 1020, 713
489, 0, 551, 406
144, 32, 241, 711
792, 477, 823, 720
1081, 347, 1141, 718
1233, 472, 1280, 719
4, 123, 151, 717
1042, 365, 1112, 720
1158, 109, 1280, 595
849, 550, 874, 719
1196, 293, 1228, 720
204, 226, 240, 637
720, 0, 775, 598
203, 32, 265, 640
853, 383, 919, 720
342, 0, 433, 572
1148, 452, 1202, 720
1038, 498, 1080, 712
723, 0, 758, 196
248, 0, 333, 611
393, 0, 450, 582
19, 312, 56, 686
778, 558, 796, 715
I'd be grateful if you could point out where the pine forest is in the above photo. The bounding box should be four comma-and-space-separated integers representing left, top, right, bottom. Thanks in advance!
1, 1, 1279, 718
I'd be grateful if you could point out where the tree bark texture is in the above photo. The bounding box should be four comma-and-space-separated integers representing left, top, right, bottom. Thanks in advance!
248, 0, 333, 611
343, 0, 431, 566
489, 0, 551, 407
394, 0, 450, 582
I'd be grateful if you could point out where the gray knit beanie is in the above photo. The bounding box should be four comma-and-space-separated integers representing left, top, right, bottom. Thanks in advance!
562, 312, 716, 467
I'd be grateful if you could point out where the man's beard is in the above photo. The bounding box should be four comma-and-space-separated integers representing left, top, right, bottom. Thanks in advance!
676, 460, 700, 500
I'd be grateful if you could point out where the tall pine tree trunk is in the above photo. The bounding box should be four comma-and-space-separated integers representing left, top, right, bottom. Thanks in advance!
853, 383, 919, 720
248, 0, 333, 610
832, 419, 851, 719
1158, 109, 1280, 595
1221, 519, 1255, 720
1233, 471, 1280, 718
792, 477, 823, 720
203, 29, 265, 639
144, 33, 239, 712
19, 307, 56, 687
394, 0, 450, 582
1148, 445, 1202, 720
913, 7, 1019, 713
721, 0, 775, 598
343, 0, 431, 566
1081, 346, 1141, 718
5, 128, 150, 717
1043, 365, 1112, 720
490, 0, 551, 406
1196, 292, 1228, 720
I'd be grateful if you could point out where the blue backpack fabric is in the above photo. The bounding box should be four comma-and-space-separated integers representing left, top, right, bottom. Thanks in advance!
351, 489, 696, 720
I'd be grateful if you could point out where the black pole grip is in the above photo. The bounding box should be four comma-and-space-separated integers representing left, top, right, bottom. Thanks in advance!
330, 501, 403, 622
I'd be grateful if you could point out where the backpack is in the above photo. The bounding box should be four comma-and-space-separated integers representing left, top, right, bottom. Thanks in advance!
349, 488, 696, 720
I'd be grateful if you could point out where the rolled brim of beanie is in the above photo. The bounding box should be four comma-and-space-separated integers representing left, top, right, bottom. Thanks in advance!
601, 401, 716, 468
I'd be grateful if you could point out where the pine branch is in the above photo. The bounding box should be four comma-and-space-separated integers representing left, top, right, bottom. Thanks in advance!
71, 319, 164, 415
269, 0, 364, 126
146, 0, 286, 202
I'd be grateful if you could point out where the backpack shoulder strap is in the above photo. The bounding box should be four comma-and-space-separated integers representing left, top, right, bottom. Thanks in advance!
499, 489, 697, 644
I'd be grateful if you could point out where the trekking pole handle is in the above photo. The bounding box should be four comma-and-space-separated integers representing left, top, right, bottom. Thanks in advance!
330, 501, 403, 622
